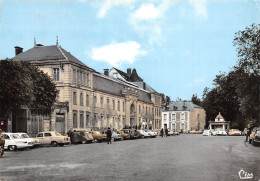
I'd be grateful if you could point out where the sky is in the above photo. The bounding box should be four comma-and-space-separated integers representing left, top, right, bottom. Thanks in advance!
0, 0, 259, 101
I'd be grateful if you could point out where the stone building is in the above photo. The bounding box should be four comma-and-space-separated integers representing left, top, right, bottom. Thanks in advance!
6, 41, 163, 135
162, 101, 206, 132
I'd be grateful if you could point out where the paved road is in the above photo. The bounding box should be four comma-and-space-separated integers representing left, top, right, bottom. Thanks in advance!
0, 135, 259, 181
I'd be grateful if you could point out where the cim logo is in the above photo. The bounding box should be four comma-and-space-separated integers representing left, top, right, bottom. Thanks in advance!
238, 169, 254, 180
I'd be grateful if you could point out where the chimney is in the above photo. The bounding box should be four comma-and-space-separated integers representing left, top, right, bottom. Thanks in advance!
143, 82, 146, 90
14, 46, 23, 56
104, 69, 109, 76
127, 68, 132, 76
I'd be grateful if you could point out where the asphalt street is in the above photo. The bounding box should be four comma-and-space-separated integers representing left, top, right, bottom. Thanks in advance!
0, 135, 259, 181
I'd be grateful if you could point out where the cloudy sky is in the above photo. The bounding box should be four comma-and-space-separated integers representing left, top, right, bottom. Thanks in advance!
0, 0, 259, 101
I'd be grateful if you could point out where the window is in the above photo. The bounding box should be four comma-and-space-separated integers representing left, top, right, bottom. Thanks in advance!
80, 93, 83, 106
53, 68, 59, 81
80, 112, 84, 128
44, 133, 52, 137
73, 91, 77, 105
117, 101, 120, 111
86, 73, 90, 86
77, 70, 80, 83
172, 123, 176, 131
181, 123, 185, 130
94, 96, 97, 107
73, 111, 78, 128
73, 69, 76, 83
100, 97, 103, 107
172, 113, 176, 121
86, 94, 89, 106
181, 112, 185, 120
36, 133, 43, 138
94, 113, 98, 127
56, 90, 60, 102
86, 113, 90, 126
163, 114, 167, 122
113, 100, 115, 110
83, 73, 85, 85
123, 102, 125, 112
107, 98, 110, 108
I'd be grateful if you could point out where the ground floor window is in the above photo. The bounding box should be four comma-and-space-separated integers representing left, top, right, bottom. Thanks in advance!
172, 123, 176, 131
73, 111, 78, 128
80, 112, 84, 128
181, 122, 185, 130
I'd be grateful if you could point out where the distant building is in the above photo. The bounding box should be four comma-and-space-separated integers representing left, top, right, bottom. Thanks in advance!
162, 101, 206, 132
3, 41, 163, 135
209, 112, 230, 131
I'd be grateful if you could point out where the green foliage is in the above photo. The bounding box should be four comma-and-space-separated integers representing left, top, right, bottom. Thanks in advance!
0, 60, 58, 112
233, 23, 260, 76
201, 24, 260, 127
191, 94, 202, 106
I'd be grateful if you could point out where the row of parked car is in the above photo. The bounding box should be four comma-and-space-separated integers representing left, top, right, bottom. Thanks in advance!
202, 129, 244, 136
2, 129, 166, 151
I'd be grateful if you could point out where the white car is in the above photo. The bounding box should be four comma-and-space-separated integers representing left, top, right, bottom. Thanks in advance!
146, 130, 158, 138
17, 132, 41, 148
3, 133, 33, 151
36, 131, 70, 147
216, 129, 227, 136
202, 130, 211, 136
137, 130, 150, 138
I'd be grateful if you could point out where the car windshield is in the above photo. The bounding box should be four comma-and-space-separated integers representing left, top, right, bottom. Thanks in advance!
10, 134, 20, 139
95, 131, 101, 134
21, 134, 30, 138
55, 132, 62, 136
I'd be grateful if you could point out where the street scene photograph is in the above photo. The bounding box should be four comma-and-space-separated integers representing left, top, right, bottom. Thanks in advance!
0, 0, 259, 181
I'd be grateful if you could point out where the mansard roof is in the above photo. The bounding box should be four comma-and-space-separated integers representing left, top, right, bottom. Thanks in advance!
93, 73, 152, 103
163, 101, 203, 111
13, 45, 88, 68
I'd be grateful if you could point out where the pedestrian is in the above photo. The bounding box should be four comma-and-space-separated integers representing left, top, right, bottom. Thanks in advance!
72, 130, 79, 145
67, 129, 73, 144
107, 127, 112, 144
165, 128, 168, 137
160, 128, 164, 138
246, 125, 253, 143
0, 129, 5, 158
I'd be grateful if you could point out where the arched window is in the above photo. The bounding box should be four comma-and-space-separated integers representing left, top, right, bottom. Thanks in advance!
130, 104, 135, 114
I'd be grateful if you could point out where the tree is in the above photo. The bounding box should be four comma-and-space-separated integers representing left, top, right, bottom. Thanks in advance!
0, 60, 58, 114
233, 23, 260, 76
191, 94, 202, 106
233, 23, 260, 124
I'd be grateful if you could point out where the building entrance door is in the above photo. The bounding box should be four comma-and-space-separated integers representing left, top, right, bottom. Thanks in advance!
56, 114, 65, 134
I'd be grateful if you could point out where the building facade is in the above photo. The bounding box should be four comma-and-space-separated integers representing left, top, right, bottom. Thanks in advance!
6, 42, 163, 135
162, 101, 206, 132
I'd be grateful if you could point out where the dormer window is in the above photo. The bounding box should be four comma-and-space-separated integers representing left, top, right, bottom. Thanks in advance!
53, 68, 60, 81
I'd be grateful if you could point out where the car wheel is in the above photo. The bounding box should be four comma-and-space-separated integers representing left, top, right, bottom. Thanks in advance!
51, 141, 58, 147
111, 138, 115, 142
82, 141, 87, 144
93, 138, 98, 143
9, 145, 17, 151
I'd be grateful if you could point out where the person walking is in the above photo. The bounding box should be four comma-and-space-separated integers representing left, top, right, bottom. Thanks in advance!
160, 128, 164, 138
107, 127, 112, 144
246, 125, 253, 143
67, 129, 73, 144
0, 129, 5, 158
